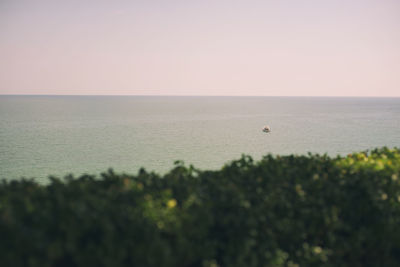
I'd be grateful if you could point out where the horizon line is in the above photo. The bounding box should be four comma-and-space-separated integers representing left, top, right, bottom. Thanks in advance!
0, 94, 400, 98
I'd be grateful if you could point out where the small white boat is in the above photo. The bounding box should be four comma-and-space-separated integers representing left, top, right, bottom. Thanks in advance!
262, 125, 271, 133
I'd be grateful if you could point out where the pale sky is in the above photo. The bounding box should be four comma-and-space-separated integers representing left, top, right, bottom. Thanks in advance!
1, 0, 399, 96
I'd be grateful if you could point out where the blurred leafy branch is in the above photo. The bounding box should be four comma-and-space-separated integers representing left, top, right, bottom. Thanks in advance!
1, 147, 400, 267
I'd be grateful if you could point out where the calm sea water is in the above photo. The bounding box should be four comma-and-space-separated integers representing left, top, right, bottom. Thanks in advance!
1, 96, 399, 182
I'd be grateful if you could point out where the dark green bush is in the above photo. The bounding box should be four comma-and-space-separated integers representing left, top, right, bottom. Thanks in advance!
1, 147, 400, 267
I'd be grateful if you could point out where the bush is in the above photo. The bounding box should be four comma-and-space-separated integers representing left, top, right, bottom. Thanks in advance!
1, 147, 400, 267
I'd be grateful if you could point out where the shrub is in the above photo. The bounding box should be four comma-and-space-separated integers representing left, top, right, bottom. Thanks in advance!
1, 147, 400, 267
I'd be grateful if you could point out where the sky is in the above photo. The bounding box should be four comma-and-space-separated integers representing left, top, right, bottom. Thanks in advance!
0, 0, 399, 96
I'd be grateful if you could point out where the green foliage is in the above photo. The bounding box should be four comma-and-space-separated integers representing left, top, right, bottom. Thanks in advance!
1, 147, 400, 267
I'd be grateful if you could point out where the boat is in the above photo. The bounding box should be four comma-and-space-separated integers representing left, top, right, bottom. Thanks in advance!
262, 125, 271, 133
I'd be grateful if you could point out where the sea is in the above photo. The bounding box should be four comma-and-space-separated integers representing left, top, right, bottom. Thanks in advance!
1, 95, 399, 183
